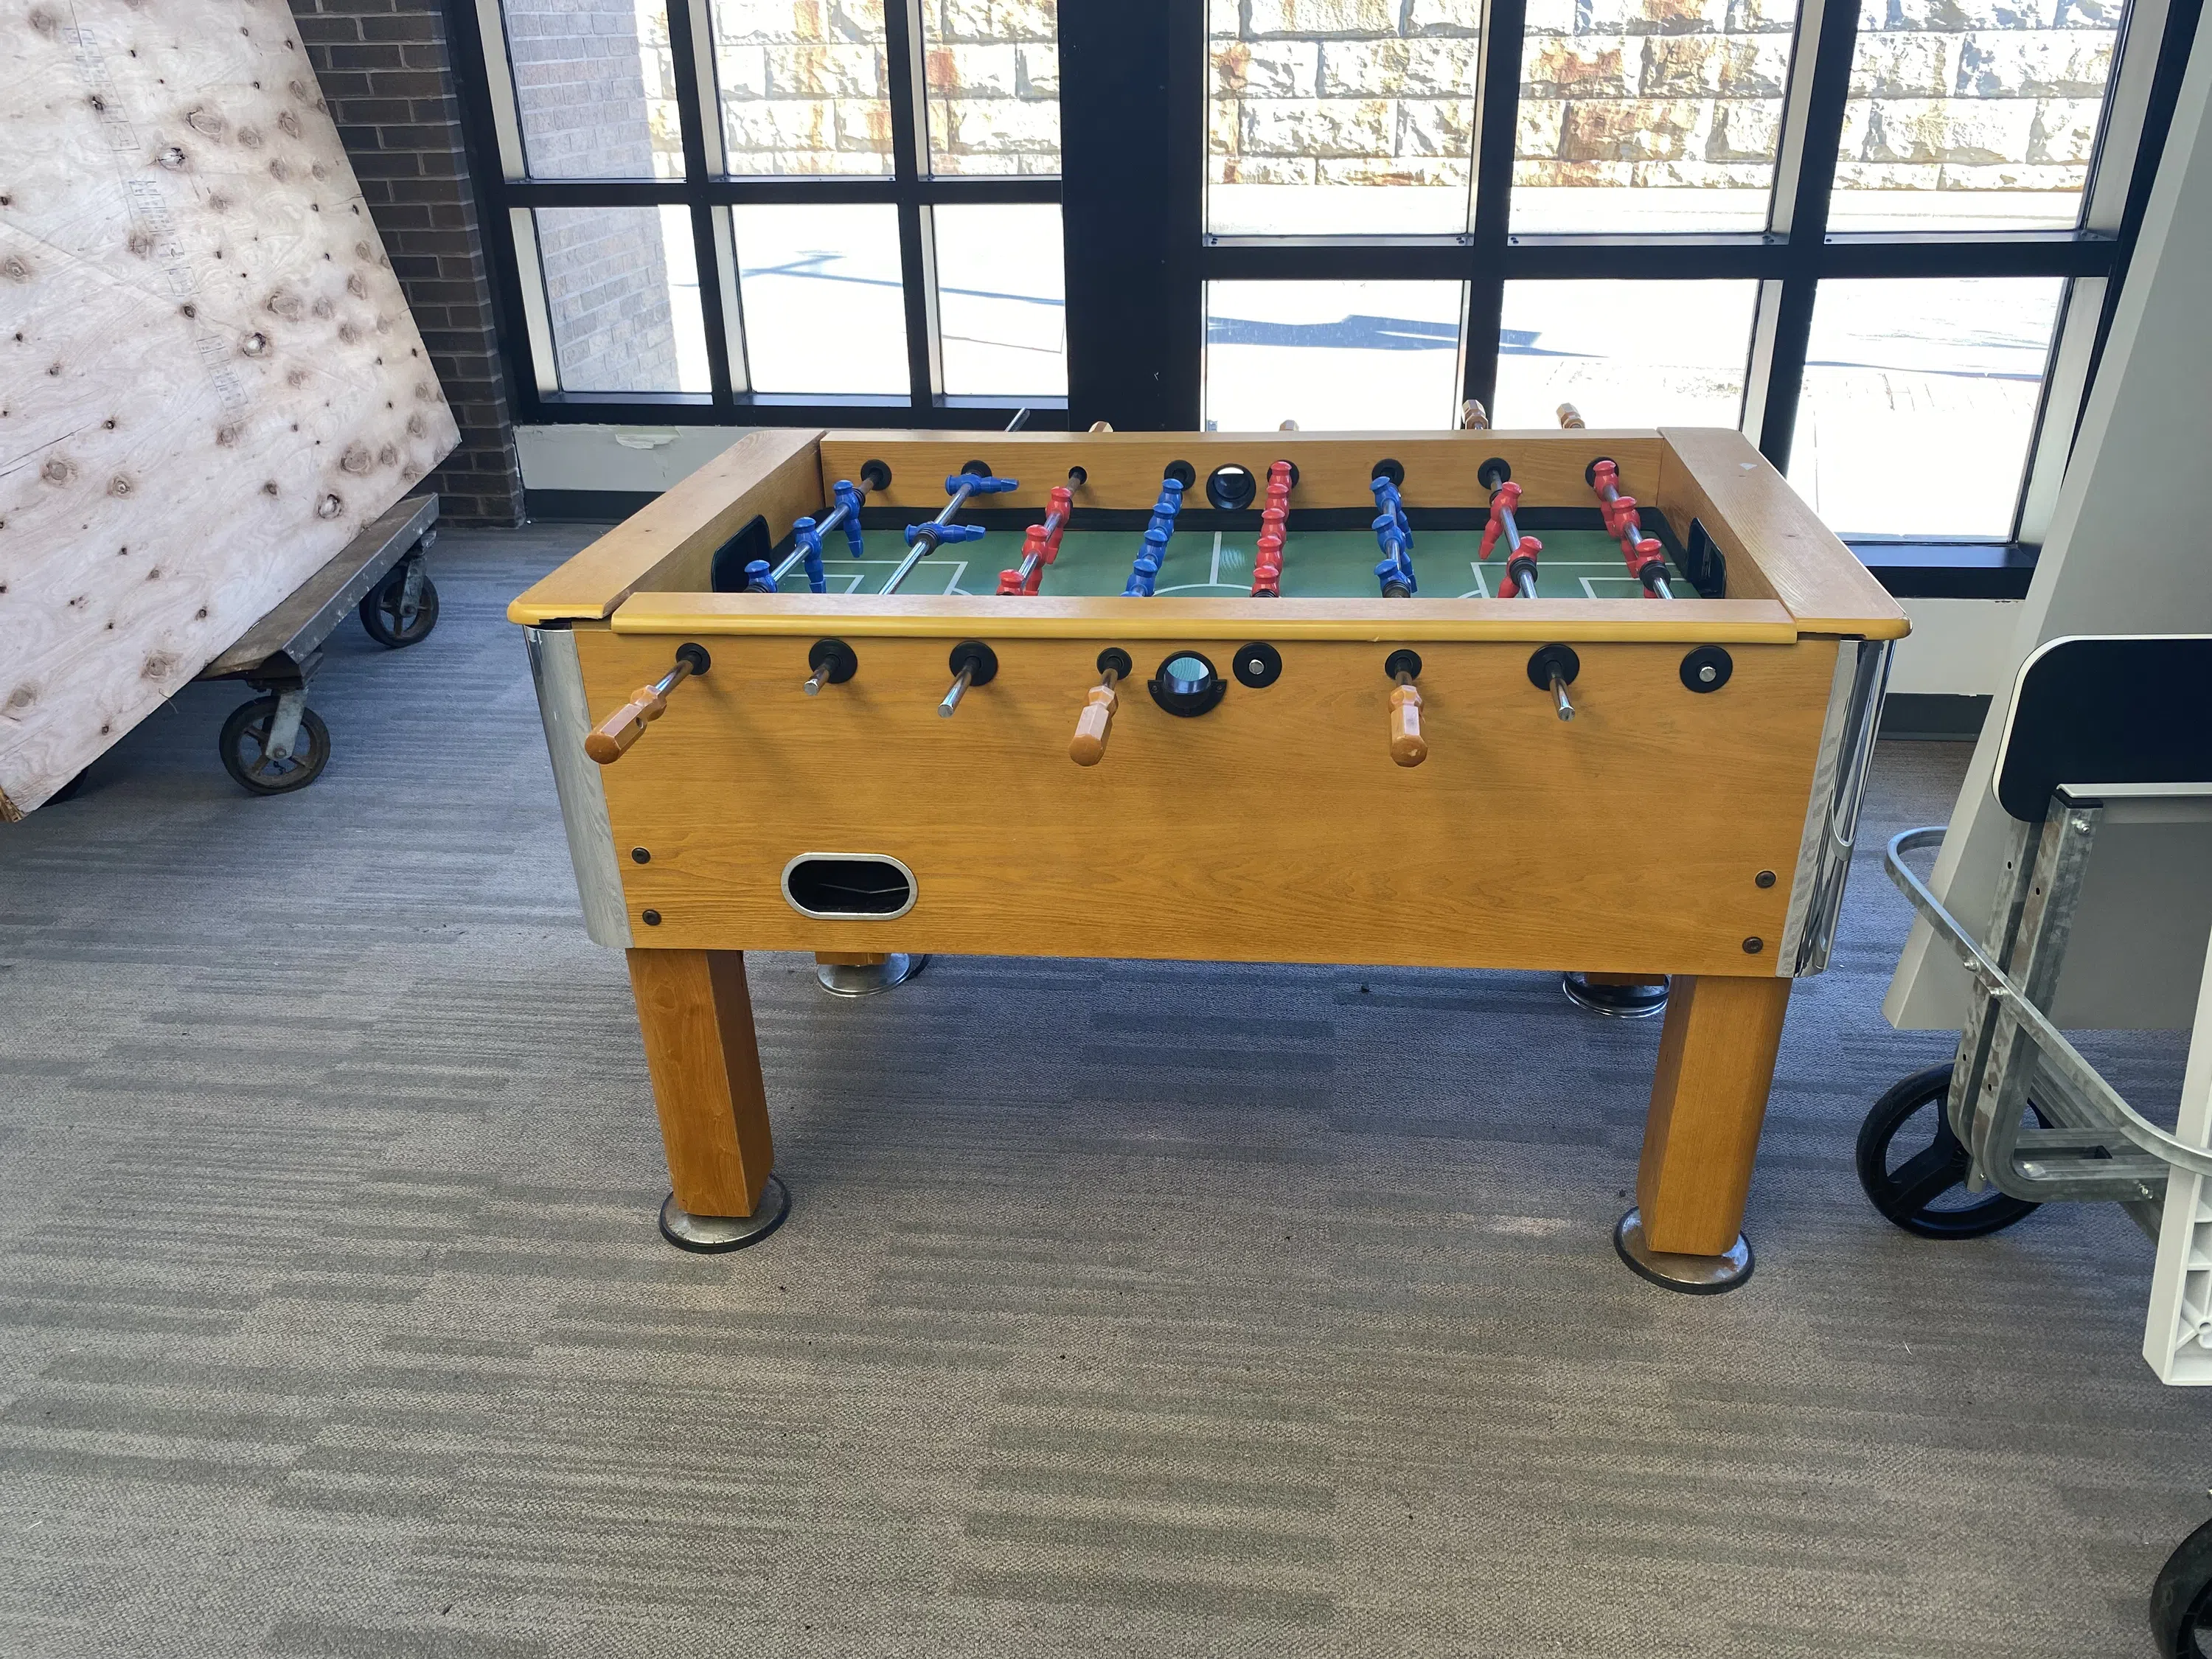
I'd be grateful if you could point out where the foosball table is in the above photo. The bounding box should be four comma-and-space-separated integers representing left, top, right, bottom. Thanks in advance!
510, 422, 1907, 1292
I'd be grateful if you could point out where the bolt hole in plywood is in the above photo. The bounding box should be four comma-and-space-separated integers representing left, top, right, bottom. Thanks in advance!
0, 0, 458, 817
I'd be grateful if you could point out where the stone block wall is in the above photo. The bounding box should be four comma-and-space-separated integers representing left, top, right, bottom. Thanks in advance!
706, 0, 1059, 176
1206, 0, 2120, 206
288, 0, 521, 525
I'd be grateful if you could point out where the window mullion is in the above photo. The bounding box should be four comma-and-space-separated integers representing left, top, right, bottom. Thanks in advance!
1463, 0, 1526, 420
660, 0, 732, 403
1756, 0, 1862, 470
883, 0, 940, 406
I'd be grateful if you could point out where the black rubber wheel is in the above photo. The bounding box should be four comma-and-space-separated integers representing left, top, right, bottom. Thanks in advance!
218, 697, 331, 796
1857, 1062, 2043, 1239
358, 560, 439, 647
2153, 1516, 2212, 1658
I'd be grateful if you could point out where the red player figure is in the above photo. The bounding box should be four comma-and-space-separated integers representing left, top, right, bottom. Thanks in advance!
1590, 459, 1667, 598
1251, 462, 1293, 597
1480, 479, 1542, 596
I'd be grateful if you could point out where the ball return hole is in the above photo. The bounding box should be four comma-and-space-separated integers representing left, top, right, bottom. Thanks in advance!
782, 854, 917, 920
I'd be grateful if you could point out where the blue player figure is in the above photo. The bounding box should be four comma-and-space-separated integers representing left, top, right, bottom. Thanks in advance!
1371, 473, 1417, 597
742, 558, 776, 594
830, 478, 866, 559
1123, 477, 1185, 597
789, 516, 830, 594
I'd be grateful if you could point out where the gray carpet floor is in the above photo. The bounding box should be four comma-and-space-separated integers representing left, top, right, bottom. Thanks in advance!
2, 523, 2208, 1658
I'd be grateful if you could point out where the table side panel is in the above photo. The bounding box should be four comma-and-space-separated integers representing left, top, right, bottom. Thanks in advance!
578, 630, 1837, 975
818, 430, 1666, 512
1658, 428, 1909, 640
610, 594, 1798, 644
509, 428, 826, 625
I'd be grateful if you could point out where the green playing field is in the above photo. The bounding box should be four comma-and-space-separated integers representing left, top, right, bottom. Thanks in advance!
771, 525, 1695, 600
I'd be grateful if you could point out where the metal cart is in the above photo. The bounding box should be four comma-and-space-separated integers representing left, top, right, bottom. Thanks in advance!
1857, 636, 2212, 1657
193, 493, 441, 793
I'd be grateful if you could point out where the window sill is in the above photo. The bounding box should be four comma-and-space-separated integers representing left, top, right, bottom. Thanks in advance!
1848, 541, 2037, 600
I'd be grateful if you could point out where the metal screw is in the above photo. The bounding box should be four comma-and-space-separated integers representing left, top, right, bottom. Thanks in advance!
631, 846, 651, 864
641, 909, 662, 927
1754, 869, 1775, 888
1699, 664, 1717, 683
1742, 936, 1764, 954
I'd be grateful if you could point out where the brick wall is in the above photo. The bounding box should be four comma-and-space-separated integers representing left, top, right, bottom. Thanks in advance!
287, 0, 522, 526
502, 0, 681, 391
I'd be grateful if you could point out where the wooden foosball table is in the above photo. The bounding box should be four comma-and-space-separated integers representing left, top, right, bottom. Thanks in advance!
510, 424, 1906, 1292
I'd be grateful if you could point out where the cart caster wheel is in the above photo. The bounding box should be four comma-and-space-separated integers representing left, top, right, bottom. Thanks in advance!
1857, 1062, 2044, 1239
218, 696, 330, 796
358, 560, 439, 648
2152, 1514, 2212, 1658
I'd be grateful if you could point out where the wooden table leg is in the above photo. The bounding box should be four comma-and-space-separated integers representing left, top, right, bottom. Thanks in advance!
627, 948, 776, 1223
1626, 974, 1793, 1283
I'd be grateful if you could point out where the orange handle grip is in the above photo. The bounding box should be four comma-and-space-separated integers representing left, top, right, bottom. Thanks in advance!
585, 682, 670, 765
1070, 683, 1117, 766
1389, 682, 1426, 768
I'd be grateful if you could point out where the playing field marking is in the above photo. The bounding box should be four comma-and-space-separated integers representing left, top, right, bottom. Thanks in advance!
1457, 563, 1492, 600
1580, 576, 1602, 600
1156, 581, 1249, 594
783, 559, 970, 596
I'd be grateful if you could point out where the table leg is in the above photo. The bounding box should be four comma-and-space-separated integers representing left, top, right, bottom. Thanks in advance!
1618, 974, 1792, 1292
627, 948, 787, 1251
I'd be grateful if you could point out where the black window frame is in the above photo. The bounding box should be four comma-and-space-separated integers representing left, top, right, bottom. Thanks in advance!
451, 0, 2205, 552
450, 0, 1065, 429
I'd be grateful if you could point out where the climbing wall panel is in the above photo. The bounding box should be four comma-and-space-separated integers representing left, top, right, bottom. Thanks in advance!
0, 0, 459, 816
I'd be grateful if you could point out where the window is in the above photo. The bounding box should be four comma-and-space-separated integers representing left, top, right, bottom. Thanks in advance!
1790, 277, 2066, 537
465, 0, 1064, 413
1205, 282, 1467, 431
1511, 0, 1800, 233
459, 0, 2191, 546
1494, 281, 1760, 428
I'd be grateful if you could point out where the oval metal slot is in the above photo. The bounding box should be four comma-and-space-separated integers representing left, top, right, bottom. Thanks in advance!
781, 853, 917, 920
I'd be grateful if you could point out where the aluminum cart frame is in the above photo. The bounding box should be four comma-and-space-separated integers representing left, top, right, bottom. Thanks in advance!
1860, 634, 2212, 1657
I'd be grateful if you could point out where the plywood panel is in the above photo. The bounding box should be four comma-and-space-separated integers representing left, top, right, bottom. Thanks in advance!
0, 0, 459, 817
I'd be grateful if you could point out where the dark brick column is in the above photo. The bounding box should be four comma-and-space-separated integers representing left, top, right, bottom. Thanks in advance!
288, 0, 524, 526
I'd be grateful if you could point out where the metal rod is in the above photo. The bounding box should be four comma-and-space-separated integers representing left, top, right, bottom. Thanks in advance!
883, 476, 982, 595
803, 664, 830, 696
1549, 667, 1573, 720
938, 666, 973, 717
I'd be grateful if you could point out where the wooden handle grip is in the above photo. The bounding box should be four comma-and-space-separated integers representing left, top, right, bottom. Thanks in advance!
1070, 684, 1116, 766
1389, 682, 1427, 768
584, 683, 668, 765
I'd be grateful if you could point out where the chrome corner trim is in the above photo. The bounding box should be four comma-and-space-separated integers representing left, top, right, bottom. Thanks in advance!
525, 626, 634, 950
1779, 637, 1893, 977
